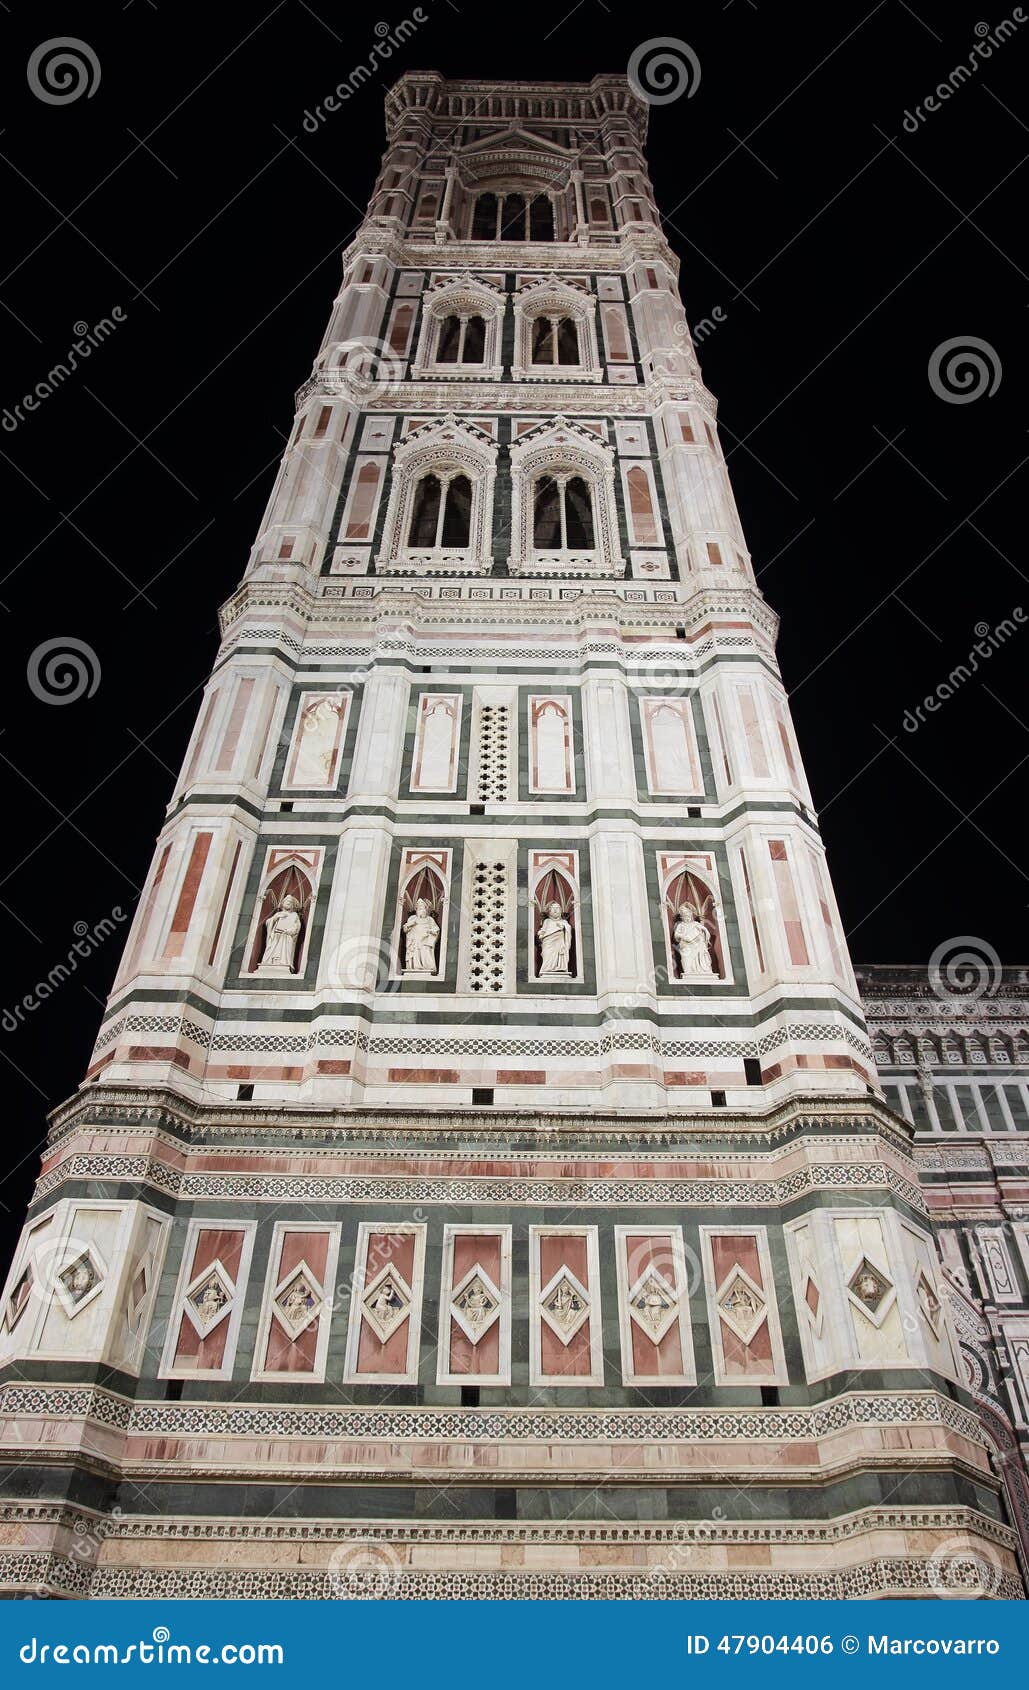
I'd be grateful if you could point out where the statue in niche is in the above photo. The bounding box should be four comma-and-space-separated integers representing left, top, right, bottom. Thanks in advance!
537, 901, 572, 976
673, 904, 715, 978
403, 898, 440, 974
260, 894, 303, 973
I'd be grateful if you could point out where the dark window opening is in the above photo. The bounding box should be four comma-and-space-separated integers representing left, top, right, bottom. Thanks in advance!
237, 1083, 254, 1101
744, 1058, 763, 1086
408, 474, 442, 547
710, 1089, 727, 1108
494, 1489, 517, 1519
463, 314, 486, 362
440, 474, 472, 547
472, 1087, 495, 1106
499, 193, 526, 239
472, 192, 497, 239
460, 1385, 480, 1406
530, 196, 554, 240
436, 315, 461, 363
564, 477, 594, 548
556, 317, 579, 364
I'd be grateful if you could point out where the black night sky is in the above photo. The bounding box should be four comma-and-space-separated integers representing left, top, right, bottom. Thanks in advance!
0, 1, 1026, 1263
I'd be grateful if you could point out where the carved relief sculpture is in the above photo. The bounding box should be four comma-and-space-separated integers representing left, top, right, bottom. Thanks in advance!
403, 898, 440, 974
259, 894, 303, 975
537, 901, 572, 976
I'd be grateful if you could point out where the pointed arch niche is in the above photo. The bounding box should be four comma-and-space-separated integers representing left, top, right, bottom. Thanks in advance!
377, 416, 497, 574
656, 850, 730, 986
245, 848, 323, 979
389, 848, 451, 982
530, 850, 579, 983
411, 275, 504, 381
509, 416, 622, 576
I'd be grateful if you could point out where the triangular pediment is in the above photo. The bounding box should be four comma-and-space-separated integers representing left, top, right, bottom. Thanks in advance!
458, 126, 573, 160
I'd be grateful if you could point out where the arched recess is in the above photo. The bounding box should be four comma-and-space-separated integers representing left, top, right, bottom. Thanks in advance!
511, 280, 600, 381
376, 416, 497, 574
392, 850, 449, 980
659, 855, 725, 982
411, 275, 505, 381
509, 416, 622, 575
530, 852, 578, 982
247, 854, 317, 976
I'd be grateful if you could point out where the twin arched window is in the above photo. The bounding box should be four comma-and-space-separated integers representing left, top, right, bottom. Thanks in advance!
407, 472, 473, 550
436, 314, 487, 365
530, 315, 579, 366
532, 474, 595, 551
472, 192, 554, 241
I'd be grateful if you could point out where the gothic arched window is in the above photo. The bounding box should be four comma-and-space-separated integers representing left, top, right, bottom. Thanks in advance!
531, 316, 580, 366
440, 474, 472, 547
407, 472, 472, 551
436, 315, 461, 363
408, 474, 443, 547
434, 314, 486, 366
533, 474, 595, 552
463, 315, 486, 362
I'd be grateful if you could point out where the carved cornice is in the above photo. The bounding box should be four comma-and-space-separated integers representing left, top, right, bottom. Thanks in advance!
294, 371, 716, 415
218, 579, 779, 648
44, 1082, 913, 1154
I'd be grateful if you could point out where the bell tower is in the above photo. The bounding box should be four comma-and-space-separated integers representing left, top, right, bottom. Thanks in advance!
0, 73, 1021, 1600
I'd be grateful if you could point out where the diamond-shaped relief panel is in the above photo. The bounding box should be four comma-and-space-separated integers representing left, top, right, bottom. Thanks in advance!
57, 1248, 106, 1318
362, 1268, 412, 1344
716, 1268, 766, 1345
540, 1269, 590, 1346
848, 1257, 892, 1317
274, 1268, 321, 1336
451, 1266, 501, 1345
627, 1268, 678, 1344
187, 1269, 233, 1334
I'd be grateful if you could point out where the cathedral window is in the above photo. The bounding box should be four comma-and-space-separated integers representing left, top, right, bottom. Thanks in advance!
435, 313, 487, 365
512, 280, 601, 382
532, 474, 595, 550
470, 190, 555, 241
406, 472, 473, 550
411, 282, 503, 381
377, 416, 497, 573
531, 315, 580, 365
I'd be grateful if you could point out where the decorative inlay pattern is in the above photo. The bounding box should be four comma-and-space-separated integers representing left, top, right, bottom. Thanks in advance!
468, 862, 507, 994
476, 704, 510, 802
0, 1385, 982, 1447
